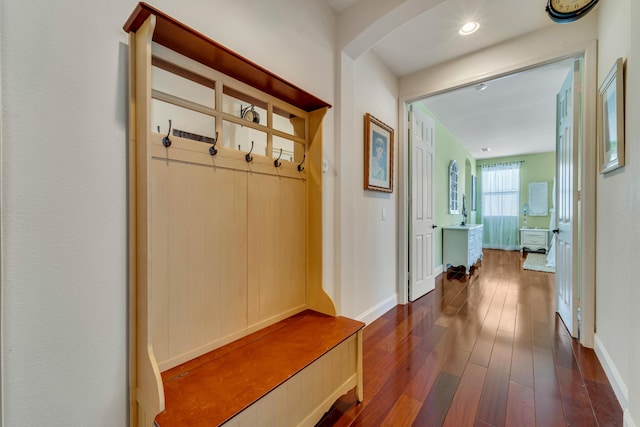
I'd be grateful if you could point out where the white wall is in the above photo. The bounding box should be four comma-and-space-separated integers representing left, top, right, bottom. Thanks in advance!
594, 0, 633, 420
343, 49, 399, 321
0, 0, 336, 425
628, 1, 640, 425
596, 0, 640, 425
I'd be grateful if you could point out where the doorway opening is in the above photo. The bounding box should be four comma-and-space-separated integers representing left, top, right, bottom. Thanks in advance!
400, 47, 597, 348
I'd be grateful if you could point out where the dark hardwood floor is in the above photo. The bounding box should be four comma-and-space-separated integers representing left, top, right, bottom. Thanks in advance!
317, 249, 623, 427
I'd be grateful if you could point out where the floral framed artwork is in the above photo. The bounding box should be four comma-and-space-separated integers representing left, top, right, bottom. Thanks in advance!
598, 57, 625, 174
364, 113, 394, 192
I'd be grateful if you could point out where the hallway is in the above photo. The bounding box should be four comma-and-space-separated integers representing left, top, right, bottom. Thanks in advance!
318, 249, 622, 426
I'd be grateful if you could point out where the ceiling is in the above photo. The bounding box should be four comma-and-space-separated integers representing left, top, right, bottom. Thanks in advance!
419, 59, 573, 159
325, 0, 582, 159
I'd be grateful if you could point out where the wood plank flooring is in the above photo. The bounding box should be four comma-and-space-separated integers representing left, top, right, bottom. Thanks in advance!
317, 249, 623, 427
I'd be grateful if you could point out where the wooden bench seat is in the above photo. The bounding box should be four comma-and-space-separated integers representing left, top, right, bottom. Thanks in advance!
154, 310, 365, 426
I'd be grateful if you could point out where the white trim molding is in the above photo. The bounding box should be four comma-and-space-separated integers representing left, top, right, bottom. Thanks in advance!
356, 294, 398, 326
594, 334, 628, 411
624, 411, 637, 427
435, 264, 444, 277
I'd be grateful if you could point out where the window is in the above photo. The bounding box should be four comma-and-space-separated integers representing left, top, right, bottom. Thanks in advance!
481, 163, 520, 217
480, 162, 521, 250
449, 160, 459, 214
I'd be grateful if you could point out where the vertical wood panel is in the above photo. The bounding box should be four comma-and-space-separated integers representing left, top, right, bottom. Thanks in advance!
167, 161, 190, 357
218, 168, 248, 337
281, 178, 307, 310
150, 159, 170, 363
187, 164, 207, 349
152, 160, 249, 368
202, 165, 221, 343
249, 174, 306, 324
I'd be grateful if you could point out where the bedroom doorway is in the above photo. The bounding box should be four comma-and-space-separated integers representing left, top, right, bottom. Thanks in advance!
398, 44, 597, 348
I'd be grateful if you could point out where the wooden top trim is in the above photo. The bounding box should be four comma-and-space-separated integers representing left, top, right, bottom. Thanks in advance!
154, 310, 364, 426
124, 2, 331, 112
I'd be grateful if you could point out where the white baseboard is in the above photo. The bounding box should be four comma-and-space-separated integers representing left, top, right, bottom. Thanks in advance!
624, 410, 637, 427
355, 267, 443, 326
356, 294, 398, 326
594, 334, 629, 410
435, 264, 444, 277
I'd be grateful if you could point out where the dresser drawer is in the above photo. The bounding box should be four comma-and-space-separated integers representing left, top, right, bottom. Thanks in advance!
521, 231, 547, 246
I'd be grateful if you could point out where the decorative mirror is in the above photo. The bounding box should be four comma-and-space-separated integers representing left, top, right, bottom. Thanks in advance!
449, 160, 459, 214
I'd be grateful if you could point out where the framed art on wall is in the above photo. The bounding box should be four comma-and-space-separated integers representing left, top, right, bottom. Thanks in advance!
598, 57, 625, 174
364, 113, 394, 192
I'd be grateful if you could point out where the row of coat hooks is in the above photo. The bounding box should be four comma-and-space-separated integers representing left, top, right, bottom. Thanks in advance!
161, 119, 305, 171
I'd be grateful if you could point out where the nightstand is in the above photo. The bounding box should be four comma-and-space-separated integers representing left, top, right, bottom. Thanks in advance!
520, 228, 549, 253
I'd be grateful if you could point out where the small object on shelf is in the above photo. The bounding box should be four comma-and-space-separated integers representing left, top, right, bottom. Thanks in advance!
241, 105, 260, 124
461, 194, 467, 225
521, 203, 529, 228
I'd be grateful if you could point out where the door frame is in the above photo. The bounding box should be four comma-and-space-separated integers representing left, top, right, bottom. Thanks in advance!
397, 40, 597, 348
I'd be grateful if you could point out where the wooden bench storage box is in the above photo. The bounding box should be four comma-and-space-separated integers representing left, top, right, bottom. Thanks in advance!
156, 311, 363, 426
124, 3, 364, 426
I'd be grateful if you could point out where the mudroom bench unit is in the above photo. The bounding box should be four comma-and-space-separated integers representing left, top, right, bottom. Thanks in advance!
155, 310, 363, 426
124, 4, 363, 426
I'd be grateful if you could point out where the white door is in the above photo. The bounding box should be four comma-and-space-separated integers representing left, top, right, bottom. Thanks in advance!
409, 105, 436, 301
555, 61, 580, 337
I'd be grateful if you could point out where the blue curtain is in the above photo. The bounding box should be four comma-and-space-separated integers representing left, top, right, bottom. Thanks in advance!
481, 162, 521, 250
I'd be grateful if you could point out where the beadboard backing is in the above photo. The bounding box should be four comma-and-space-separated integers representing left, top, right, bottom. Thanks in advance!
149, 138, 309, 371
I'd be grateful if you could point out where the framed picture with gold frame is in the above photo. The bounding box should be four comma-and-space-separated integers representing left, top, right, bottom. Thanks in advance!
364, 113, 394, 192
598, 57, 625, 174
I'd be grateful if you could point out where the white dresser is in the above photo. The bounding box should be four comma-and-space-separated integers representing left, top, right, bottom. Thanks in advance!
443, 224, 483, 274
520, 228, 549, 253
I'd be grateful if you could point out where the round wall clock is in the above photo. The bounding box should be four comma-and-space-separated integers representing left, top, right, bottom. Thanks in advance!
546, 0, 599, 23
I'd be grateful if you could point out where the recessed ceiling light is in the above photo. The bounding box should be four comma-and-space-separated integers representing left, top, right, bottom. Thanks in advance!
475, 83, 488, 91
481, 147, 491, 152
459, 21, 480, 36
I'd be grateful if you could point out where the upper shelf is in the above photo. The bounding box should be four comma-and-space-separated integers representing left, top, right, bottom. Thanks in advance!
123, 2, 331, 112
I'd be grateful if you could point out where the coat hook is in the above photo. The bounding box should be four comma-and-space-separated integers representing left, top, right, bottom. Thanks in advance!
245, 141, 254, 163
163, 119, 172, 148
209, 131, 219, 156
274, 148, 283, 168
297, 153, 306, 172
